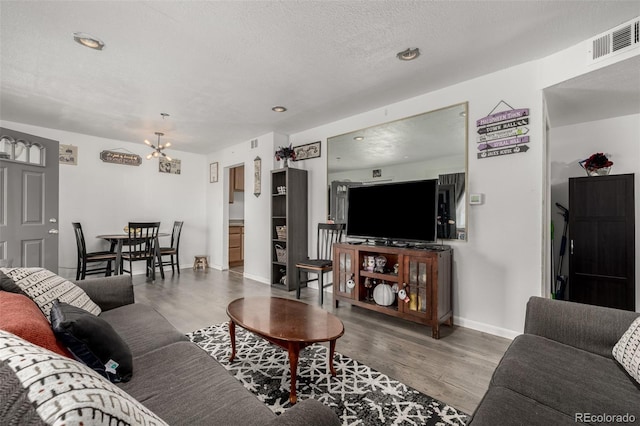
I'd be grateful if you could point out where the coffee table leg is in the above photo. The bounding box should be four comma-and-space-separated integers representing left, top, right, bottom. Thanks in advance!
228, 320, 236, 362
287, 342, 300, 404
329, 339, 337, 376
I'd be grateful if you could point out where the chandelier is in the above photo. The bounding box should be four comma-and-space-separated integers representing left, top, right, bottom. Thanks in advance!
145, 132, 172, 161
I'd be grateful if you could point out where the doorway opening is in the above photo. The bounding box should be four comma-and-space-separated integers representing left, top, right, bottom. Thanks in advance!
228, 164, 245, 274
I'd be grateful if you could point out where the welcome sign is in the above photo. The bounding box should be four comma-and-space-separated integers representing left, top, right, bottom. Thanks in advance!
476, 101, 530, 159
100, 150, 142, 166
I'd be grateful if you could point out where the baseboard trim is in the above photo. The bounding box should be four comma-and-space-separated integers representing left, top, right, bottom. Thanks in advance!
453, 316, 519, 340
243, 272, 270, 285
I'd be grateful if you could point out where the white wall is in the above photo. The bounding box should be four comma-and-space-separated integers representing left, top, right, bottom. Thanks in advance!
328, 155, 465, 184
549, 114, 640, 309
206, 132, 283, 283
229, 191, 245, 221
1, 120, 208, 279
203, 62, 546, 339
283, 61, 545, 338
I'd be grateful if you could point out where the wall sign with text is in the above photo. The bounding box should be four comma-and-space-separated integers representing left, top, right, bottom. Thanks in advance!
100, 150, 142, 166
476, 101, 530, 159
59, 144, 77, 165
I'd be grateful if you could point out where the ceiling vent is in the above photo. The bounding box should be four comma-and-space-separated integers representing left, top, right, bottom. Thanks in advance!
588, 17, 640, 64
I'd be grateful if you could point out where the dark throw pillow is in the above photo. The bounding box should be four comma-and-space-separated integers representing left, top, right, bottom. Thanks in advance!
0, 270, 28, 296
50, 300, 132, 383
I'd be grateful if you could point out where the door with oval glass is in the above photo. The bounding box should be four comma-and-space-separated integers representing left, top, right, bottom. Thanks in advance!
0, 128, 59, 271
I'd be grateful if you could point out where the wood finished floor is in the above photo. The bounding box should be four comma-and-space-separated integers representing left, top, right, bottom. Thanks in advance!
131, 268, 511, 415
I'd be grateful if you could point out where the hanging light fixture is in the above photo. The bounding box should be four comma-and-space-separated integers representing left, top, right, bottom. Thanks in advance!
145, 132, 172, 161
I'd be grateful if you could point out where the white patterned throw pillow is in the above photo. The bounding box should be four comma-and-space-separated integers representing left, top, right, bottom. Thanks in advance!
0, 267, 101, 320
612, 316, 640, 384
0, 330, 168, 426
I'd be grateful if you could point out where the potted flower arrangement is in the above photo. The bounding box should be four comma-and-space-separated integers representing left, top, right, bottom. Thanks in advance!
579, 152, 613, 176
275, 144, 296, 168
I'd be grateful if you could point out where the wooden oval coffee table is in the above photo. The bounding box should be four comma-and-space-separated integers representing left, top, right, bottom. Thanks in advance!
227, 297, 345, 404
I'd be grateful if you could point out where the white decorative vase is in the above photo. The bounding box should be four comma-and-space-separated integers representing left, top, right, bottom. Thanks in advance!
279, 158, 293, 169
373, 283, 395, 306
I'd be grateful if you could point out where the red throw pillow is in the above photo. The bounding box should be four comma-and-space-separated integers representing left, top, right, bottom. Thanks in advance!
0, 291, 72, 358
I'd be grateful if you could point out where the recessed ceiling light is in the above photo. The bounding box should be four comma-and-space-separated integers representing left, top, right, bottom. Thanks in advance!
73, 32, 105, 50
459, 111, 467, 117
396, 47, 420, 61
272, 106, 287, 112
353, 136, 364, 141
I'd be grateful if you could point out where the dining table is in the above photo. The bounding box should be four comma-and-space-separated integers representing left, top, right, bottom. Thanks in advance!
96, 232, 169, 279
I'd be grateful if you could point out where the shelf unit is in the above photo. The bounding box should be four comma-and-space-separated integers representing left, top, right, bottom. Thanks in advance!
333, 243, 453, 339
271, 168, 308, 291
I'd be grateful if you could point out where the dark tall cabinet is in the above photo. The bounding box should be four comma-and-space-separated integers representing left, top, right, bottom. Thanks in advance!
271, 168, 308, 291
568, 174, 635, 311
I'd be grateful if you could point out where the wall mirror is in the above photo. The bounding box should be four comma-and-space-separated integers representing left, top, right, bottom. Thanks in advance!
327, 102, 468, 241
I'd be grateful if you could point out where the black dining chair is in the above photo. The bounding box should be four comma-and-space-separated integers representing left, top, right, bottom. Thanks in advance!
72, 222, 117, 280
295, 223, 345, 306
157, 221, 184, 275
121, 222, 163, 280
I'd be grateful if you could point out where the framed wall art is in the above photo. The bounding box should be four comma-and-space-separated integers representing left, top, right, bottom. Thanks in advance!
293, 141, 321, 161
254, 156, 261, 197
59, 144, 77, 165
210, 162, 219, 183
160, 158, 181, 174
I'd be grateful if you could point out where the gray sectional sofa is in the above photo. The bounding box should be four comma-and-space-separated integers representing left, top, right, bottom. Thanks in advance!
469, 296, 640, 425
78, 275, 340, 425
1, 273, 339, 425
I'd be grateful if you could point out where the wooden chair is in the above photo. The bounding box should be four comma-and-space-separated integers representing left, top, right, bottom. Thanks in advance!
295, 223, 345, 306
121, 222, 163, 280
72, 222, 117, 280
159, 221, 183, 274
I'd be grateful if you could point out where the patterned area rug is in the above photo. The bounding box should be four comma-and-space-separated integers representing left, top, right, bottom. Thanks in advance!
187, 323, 468, 426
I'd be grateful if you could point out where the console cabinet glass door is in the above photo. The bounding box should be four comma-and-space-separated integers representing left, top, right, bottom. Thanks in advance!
401, 255, 433, 318
334, 246, 356, 300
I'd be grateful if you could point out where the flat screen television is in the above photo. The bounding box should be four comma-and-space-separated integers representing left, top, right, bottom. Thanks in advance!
346, 179, 438, 244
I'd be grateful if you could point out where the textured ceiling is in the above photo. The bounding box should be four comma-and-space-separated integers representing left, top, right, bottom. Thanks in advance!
328, 103, 466, 173
545, 54, 640, 128
1, 1, 638, 154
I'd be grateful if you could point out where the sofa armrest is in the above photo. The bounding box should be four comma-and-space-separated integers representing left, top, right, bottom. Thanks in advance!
73, 275, 134, 312
263, 399, 340, 426
524, 296, 639, 358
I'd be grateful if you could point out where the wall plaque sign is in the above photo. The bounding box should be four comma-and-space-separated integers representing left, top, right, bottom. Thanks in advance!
59, 144, 77, 165
100, 150, 142, 166
476, 100, 530, 160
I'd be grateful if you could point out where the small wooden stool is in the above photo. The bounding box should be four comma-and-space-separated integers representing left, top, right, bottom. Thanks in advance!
193, 255, 209, 271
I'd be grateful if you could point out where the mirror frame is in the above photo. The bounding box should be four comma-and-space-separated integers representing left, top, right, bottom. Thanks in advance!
326, 101, 469, 241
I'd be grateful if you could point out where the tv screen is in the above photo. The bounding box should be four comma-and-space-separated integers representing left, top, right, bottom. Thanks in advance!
346, 179, 438, 244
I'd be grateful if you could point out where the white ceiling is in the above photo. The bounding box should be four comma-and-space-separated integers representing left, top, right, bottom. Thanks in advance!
328, 103, 466, 173
1, 1, 638, 154
545, 54, 640, 128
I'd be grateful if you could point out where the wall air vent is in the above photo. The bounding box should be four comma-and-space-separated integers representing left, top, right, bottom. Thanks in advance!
250, 139, 258, 149
588, 17, 640, 64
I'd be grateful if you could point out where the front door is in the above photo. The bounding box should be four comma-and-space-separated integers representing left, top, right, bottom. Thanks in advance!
0, 128, 59, 271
